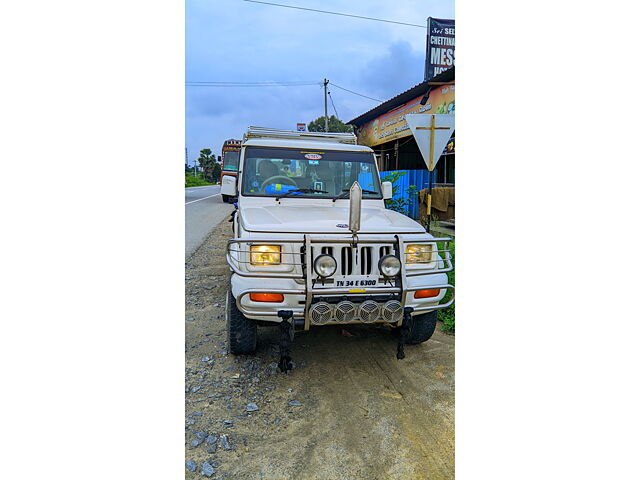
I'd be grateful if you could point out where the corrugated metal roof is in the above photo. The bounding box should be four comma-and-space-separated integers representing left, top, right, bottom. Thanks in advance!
347, 67, 454, 127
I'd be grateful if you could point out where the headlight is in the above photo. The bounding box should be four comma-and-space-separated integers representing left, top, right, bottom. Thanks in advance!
378, 255, 401, 277
250, 245, 281, 265
405, 244, 434, 265
314, 254, 337, 277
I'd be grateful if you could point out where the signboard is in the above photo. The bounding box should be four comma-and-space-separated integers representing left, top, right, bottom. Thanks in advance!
297, 123, 306, 132
404, 114, 455, 171
424, 17, 455, 80
356, 84, 455, 147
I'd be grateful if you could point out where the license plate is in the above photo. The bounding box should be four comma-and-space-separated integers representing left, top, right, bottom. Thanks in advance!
333, 275, 378, 288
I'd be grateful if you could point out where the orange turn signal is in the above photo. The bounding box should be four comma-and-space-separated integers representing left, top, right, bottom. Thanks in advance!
249, 293, 284, 303
414, 289, 440, 299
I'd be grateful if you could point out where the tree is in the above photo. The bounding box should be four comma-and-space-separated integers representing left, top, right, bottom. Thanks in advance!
197, 148, 216, 183
212, 161, 222, 183
308, 115, 353, 133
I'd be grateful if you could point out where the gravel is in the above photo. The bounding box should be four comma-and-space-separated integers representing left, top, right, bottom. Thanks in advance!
219, 434, 232, 451
185, 460, 196, 472
201, 461, 216, 477
185, 220, 456, 478
246, 403, 259, 412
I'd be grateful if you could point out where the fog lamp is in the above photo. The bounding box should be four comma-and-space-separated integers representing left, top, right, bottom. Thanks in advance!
379, 255, 401, 277
314, 254, 337, 277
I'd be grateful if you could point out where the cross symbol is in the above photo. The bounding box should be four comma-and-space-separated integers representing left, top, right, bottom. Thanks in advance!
415, 115, 451, 171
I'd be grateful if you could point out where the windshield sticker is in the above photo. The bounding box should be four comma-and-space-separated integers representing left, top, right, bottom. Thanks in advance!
304, 153, 322, 160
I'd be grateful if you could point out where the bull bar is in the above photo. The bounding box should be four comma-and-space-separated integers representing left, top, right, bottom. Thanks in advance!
226, 233, 454, 329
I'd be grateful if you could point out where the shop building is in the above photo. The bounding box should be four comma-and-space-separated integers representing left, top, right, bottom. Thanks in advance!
348, 67, 455, 185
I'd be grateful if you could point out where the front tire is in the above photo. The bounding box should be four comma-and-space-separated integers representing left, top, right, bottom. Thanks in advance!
405, 310, 438, 344
222, 194, 230, 203
226, 289, 257, 354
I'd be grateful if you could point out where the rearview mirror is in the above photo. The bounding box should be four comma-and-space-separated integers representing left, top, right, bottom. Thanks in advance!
221, 175, 237, 197
381, 181, 393, 200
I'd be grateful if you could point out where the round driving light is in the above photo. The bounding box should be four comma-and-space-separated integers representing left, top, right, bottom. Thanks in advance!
314, 254, 337, 277
379, 255, 401, 277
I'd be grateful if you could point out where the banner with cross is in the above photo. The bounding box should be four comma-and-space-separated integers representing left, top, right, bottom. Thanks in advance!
404, 113, 455, 229
405, 113, 455, 171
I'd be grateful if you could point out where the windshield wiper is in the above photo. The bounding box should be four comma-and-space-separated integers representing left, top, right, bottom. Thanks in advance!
275, 188, 328, 201
332, 188, 378, 202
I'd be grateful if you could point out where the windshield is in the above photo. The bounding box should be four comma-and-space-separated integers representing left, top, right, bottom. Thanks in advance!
241, 147, 382, 199
222, 150, 240, 172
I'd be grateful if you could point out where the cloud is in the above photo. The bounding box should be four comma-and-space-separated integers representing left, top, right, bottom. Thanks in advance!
185, 0, 454, 164
358, 41, 426, 99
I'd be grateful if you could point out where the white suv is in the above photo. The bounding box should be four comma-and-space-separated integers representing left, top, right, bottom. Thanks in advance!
223, 127, 454, 372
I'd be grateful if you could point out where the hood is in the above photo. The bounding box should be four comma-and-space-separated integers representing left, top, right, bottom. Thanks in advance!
240, 204, 424, 234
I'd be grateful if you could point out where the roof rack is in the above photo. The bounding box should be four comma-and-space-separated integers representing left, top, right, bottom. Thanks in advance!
244, 126, 357, 144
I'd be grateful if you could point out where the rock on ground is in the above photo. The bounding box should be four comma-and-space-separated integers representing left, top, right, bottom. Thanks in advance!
201, 461, 216, 477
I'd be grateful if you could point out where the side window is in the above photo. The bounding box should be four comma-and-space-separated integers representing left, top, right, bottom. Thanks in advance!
244, 158, 260, 194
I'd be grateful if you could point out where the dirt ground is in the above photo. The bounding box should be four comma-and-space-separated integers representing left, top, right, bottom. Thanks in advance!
185, 221, 455, 479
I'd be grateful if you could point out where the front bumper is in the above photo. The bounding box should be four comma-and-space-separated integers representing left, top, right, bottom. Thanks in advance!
227, 234, 454, 329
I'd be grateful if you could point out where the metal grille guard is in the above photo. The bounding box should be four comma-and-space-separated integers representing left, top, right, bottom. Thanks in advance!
226, 235, 455, 323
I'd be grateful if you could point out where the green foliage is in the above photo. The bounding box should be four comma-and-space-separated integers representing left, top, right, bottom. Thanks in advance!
380, 171, 418, 216
211, 161, 222, 184
308, 115, 353, 133
197, 148, 219, 183
185, 173, 212, 187
437, 238, 455, 333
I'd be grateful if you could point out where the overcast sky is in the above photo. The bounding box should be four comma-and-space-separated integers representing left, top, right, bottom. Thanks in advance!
186, 0, 454, 166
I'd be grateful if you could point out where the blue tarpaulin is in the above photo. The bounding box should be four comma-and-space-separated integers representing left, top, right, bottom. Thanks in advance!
379, 169, 437, 220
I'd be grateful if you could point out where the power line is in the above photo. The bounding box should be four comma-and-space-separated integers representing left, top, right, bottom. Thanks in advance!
327, 90, 339, 119
187, 80, 320, 84
185, 78, 383, 105
329, 82, 383, 103
186, 85, 318, 87
186, 80, 321, 87
242, 0, 426, 28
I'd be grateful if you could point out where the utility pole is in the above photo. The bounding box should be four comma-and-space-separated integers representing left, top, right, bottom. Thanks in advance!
323, 78, 329, 132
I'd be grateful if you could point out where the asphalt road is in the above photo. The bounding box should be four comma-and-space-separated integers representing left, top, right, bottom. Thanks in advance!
185, 185, 233, 257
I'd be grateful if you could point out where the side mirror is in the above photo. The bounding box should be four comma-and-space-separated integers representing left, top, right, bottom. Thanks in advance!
221, 175, 237, 197
381, 181, 393, 200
